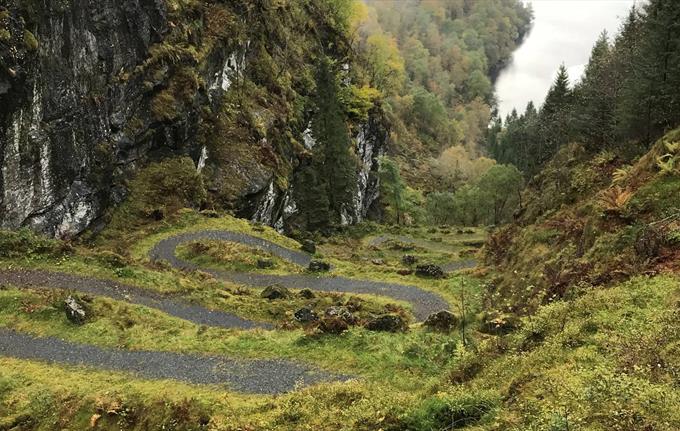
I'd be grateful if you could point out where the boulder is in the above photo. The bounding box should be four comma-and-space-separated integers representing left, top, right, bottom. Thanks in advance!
64, 296, 88, 325
324, 306, 356, 325
415, 264, 445, 279
256, 258, 275, 269
301, 239, 317, 254
318, 316, 349, 334
260, 284, 290, 300
423, 310, 458, 332
308, 260, 330, 272
364, 314, 408, 332
298, 288, 315, 299
294, 307, 319, 324
402, 255, 418, 265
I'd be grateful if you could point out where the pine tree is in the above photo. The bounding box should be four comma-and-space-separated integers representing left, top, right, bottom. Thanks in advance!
574, 31, 616, 150
294, 57, 358, 229
538, 64, 573, 163
313, 58, 358, 223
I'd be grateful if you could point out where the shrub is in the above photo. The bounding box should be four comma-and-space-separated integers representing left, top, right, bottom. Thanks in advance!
402, 389, 498, 430
0, 229, 69, 259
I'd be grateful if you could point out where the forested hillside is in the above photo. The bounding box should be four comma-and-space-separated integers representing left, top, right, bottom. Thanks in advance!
488, 1, 680, 177
0, 0, 531, 236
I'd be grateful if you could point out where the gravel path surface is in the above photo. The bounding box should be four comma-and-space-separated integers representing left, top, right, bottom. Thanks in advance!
0, 229, 457, 393
0, 329, 348, 394
0, 269, 270, 330
150, 230, 450, 321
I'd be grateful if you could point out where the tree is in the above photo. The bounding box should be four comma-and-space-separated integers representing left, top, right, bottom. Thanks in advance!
538, 64, 574, 163
314, 58, 358, 223
476, 164, 524, 225
573, 31, 617, 150
378, 156, 406, 224
294, 58, 357, 229
364, 33, 405, 96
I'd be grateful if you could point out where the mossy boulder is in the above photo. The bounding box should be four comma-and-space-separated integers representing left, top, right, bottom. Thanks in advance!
364, 314, 408, 332
301, 239, 316, 254
308, 260, 331, 272
294, 307, 318, 324
298, 288, 315, 299
64, 296, 91, 325
260, 284, 290, 300
424, 310, 458, 332
415, 264, 445, 279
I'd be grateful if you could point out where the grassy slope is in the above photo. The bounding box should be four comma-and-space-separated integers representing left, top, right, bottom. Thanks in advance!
4, 131, 679, 429
0, 212, 489, 430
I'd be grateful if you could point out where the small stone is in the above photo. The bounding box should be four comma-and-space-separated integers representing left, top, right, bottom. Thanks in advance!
371, 258, 385, 265
298, 288, 315, 299
364, 314, 408, 332
301, 239, 317, 254
402, 255, 418, 265
260, 284, 290, 300
294, 307, 319, 323
397, 269, 413, 276
415, 264, 445, 279
64, 296, 88, 325
256, 259, 275, 269
308, 260, 330, 272
423, 310, 458, 332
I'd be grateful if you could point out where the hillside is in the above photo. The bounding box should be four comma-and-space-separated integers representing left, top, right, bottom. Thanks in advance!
0, 0, 531, 236
1, 1, 680, 430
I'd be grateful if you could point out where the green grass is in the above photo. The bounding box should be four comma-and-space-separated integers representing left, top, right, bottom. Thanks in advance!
4, 208, 680, 429
0, 217, 493, 429
176, 239, 303, 274
0, 286, 464, 388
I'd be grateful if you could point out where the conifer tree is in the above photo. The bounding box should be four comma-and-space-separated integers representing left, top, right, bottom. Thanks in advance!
294, 57, 358, 229
574, 31, 616, 149
538, 64, 573, 162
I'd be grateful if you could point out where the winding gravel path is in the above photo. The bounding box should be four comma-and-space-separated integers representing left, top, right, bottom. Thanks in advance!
150, 230, 450, 321
0, 329, 349, 394
1, 229, 455, 393
0, 269, 270, 330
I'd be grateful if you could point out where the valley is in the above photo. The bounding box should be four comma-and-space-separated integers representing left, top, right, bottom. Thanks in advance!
1, 0, 679, 430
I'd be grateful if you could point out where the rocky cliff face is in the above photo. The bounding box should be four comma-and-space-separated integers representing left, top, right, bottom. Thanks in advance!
0, 0, 387, 237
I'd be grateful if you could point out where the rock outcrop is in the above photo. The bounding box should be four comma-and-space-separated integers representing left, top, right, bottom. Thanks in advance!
0, 0, 388, 237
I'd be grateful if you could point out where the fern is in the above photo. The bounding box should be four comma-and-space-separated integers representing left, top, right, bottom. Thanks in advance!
599, 186, 633, 213
656, 153, 677, 176
612, 165, 632, 184
664, 140, 680, 154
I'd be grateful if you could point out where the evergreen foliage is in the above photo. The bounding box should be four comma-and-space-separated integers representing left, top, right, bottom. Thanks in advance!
294, 58, 358, 229
488, 0, 680, 177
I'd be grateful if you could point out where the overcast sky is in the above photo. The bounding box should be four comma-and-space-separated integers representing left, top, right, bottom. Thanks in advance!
495, 0, 636, 118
